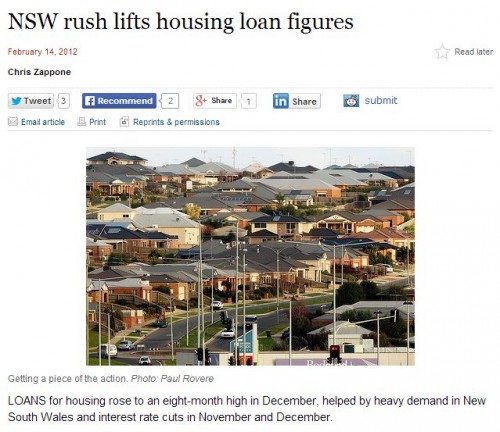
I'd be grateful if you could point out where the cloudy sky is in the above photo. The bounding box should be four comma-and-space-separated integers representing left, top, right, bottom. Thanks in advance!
88, 146, 414, 169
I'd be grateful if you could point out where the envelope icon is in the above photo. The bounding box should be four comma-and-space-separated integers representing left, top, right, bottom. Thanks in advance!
8, 117, 19, 126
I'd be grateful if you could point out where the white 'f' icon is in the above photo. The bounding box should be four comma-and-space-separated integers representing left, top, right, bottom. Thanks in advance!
84, 96, 95, 107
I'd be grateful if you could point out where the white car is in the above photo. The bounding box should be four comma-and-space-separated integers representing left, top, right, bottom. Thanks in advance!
375, 263, 394, 273
117, 340, 134, 350
220, 329, 235, 338
100, 344, 118, 358
212, 300, 224, 310
138, 356, 152, 365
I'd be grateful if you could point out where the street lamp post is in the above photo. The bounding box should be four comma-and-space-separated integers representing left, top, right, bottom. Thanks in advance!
276, 249, 280, 324
332, 245, 336, 345
211, 234, 214, 324
403, 301, 413, 366
186, 287, 189, 346
374, 310, 382, 366
289, 296, 292, 366
242, 243, 247, 366
107, 313, 111, 366
406, 241, 412, 288
197, 221, 203, 365
341, 244, 344, 285
98, 280, 102, 366
170, 297, 174, 361
234, 225, 239, 364
256, 242, 297, 362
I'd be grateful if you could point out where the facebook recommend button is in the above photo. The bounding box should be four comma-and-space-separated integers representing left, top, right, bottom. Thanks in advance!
82, 93, 157, 109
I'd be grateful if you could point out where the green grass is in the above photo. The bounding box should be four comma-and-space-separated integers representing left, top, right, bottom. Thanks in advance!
87, 357, 129, 366
259, 322, 289, 336
88, 330, 110, 349
176, 321, 223, 348
258, 337, 274, 351
257, 322, 289, 351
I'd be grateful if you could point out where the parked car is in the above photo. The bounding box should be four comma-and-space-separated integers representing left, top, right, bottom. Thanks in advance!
117, 340, 134, 351
138, 356, 152, 365
151, 320, 168, 328
100, 344, 118, 358
212, 300, 224, 310
375, 263, 394, 273
220, 328, 235, 338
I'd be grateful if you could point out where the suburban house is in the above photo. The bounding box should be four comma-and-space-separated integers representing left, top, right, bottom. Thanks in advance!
202, 211, 268, 230
241, 163, 274, 179
87, 151, 148, 166
332, 246, 370, 270
255, 175, 342, 201
194, 162, 240, 185
245, 229, 279, 244
267, 161, 318, 174
86, 237, 113, 267
323, 237, 398, 263
308, 321, 373, 353
302, 228, 339, 241
310, 170, 368, 190
319, 169, 398, 188
96, 203, 135, 221
188, 179, 280, 212
93, 204, 201, 248
154, 164, 207, 190
96, 277, 154, 303
346, 227, 415, 250
362, 209, 405, 227
369, 183, 415, 218
249, 214, 314, 239
86, 225, 178, 259
86, 170, 146, 198
309, 211, 386, 235
283, 191, 314, 206
147, 196, 239, 216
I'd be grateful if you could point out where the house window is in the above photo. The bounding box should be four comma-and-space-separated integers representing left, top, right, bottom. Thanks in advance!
255, 223, 267, 228
286, 223, 296, 234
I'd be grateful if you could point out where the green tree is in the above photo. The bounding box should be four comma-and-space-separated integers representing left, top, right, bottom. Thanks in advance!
360, 280, 378, 300
148, 248, 162, 265
292, 316, 312, 338
108, 253, 134, 265
307, 330, 329, 351
338, 310, 373, 323
89, 189, 101, 205
403, 224, 415, 235
275, 192, 285, 206
258, 205, 275, 215
364, 332, 391, 347
336, 281, 364, 306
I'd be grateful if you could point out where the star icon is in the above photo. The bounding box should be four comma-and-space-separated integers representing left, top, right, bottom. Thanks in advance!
435, 44, 450, 59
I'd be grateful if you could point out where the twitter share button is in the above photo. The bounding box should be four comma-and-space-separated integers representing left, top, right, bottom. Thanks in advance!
8, 93, 54, 109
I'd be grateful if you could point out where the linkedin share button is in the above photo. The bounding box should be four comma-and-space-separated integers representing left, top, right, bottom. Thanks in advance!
273, 93, 321, 109
82, 93, 157, 109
